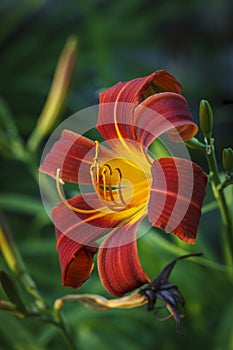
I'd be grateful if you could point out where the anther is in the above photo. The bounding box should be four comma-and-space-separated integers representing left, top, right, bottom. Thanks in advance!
89, 141, 130, 210
102, 165, 116, 202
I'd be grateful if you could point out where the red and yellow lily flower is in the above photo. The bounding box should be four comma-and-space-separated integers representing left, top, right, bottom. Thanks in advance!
39, 70, 207, 296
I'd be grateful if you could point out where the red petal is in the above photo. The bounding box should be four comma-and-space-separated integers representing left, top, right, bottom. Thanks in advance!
98, 218, 150, 296
97, 70, 182, 144
148, 157, 207, 243
99, 70, 182, 106
149, 70, 182, 94
56, 234, 97, 288
134, 92, 198, 148
53, 193, 128, 288
39, 129, 113, 184
97, 73, 196, 151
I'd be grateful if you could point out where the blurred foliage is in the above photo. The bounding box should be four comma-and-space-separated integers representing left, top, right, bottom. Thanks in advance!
0, 1, 233, 350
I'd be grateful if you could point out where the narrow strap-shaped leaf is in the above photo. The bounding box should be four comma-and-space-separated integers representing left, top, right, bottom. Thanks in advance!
0, 271, 26, 314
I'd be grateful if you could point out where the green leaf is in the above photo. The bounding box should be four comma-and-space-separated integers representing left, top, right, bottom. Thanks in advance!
0, 270, 26, 314
216, 297, 233, 349
202, 200, 218, 214
140, 229, 231, 273
0, 312, 45, 350
0, 193, 43, 214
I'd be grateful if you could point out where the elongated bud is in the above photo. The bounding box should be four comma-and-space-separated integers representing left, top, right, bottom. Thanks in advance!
222, 148, 233, 175
199, 100, 213, 139
27, 36, 78, 152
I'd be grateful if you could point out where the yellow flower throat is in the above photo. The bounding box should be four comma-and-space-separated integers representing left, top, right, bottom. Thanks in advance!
56, 141, 150, 215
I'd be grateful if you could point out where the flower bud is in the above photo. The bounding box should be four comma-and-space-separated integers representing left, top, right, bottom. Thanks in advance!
27, 36, 78, 152
199, 100, 213, 139
222, 148, 233, 175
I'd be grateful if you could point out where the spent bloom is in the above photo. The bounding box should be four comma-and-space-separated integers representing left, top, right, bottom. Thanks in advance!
39, 70, 207, 296
54, 253, 202, 335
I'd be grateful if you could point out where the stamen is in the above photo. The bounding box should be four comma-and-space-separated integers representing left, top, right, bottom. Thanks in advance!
90, 166, 97, 190
90, 140, 100, 187
94, 140, 99, 161
107, 180, 115, 202
114, 168, 128, 207
90, 140, 101, 195
102, 167, 107, 201
88, 141, 145, 212
102, 163, 112, 175
93, 140, 100, 174
102, 165, 116, 202
89, 142, 116, 204
56, 169, 99, 214
96, 164, 129, 209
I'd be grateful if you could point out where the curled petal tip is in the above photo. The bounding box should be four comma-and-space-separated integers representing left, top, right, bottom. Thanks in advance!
62, 248, 97, 289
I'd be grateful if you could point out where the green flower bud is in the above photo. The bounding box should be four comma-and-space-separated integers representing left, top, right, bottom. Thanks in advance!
222, 148, 233, 175
199, 100, 213, 139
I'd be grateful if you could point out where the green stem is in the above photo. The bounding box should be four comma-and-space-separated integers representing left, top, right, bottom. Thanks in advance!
185, 137, 206, 152
27, 308, 78, 350
186, 138, 233, 268
218, 177, 233, 191
0, 215, 78, 348
53, 308, 78, 350
0, 212, 46, 305
0, 225, 77, 349
205, 138, 233, 267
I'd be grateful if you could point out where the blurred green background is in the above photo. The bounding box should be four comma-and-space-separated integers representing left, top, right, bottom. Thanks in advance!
0, 1, 233, 349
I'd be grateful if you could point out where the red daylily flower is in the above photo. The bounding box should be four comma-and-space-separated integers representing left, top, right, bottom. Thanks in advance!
39, 70, 208, 296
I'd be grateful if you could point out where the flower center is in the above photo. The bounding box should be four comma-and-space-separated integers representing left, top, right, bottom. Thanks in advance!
55, 141, 151, 216
90, 142, 150, 211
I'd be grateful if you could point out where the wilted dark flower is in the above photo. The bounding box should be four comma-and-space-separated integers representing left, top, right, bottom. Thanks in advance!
140, 253, 202, 335
54, 253, 202, 336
